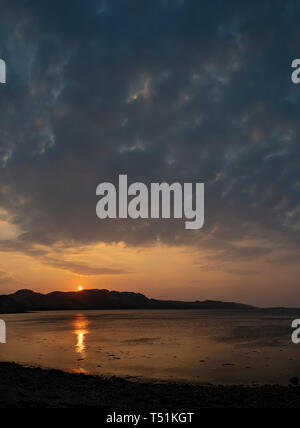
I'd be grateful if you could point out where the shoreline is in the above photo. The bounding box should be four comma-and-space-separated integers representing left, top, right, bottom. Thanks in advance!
1, 362, 300, 408
1, 307, 299, 316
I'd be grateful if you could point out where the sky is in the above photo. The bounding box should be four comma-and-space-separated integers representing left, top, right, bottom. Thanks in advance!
0, 0, 299, 306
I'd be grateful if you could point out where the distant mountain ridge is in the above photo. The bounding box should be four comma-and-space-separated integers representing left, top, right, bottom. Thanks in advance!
0, 289, 255, 314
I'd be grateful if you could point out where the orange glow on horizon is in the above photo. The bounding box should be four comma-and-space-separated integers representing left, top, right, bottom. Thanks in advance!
77, 285, 83, 292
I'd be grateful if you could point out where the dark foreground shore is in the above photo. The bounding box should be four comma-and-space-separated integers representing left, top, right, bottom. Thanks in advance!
1, 362, 300, 408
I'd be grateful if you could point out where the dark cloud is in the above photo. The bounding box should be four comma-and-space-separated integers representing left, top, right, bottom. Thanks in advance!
0, 0, 299, 263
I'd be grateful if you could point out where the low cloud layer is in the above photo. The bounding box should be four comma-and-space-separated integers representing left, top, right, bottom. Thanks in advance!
42, 257, 130, 276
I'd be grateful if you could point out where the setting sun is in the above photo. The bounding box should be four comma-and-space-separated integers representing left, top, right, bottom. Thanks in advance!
77, 286, 83, 292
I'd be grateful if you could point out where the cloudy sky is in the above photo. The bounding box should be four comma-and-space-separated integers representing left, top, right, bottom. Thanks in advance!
0, 0, 299, 306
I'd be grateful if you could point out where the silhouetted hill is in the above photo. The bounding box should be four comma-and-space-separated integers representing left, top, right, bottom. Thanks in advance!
0, 289, 255, 314
0, 295, 25, 314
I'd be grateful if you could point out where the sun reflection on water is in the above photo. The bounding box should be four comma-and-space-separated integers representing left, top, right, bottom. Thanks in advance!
73, 314, 90, 356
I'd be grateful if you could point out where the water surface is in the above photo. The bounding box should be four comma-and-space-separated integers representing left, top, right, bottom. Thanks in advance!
0, 309, 299, 384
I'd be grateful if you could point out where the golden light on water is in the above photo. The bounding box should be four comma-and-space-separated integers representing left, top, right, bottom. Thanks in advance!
73, 314, 90, 356
76, 331, 85, 353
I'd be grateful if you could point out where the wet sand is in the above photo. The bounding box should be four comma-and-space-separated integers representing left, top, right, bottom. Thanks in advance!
1, 362, 300, 408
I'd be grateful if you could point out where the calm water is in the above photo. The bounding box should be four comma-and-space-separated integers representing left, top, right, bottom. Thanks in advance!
0, 309, 299, 384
